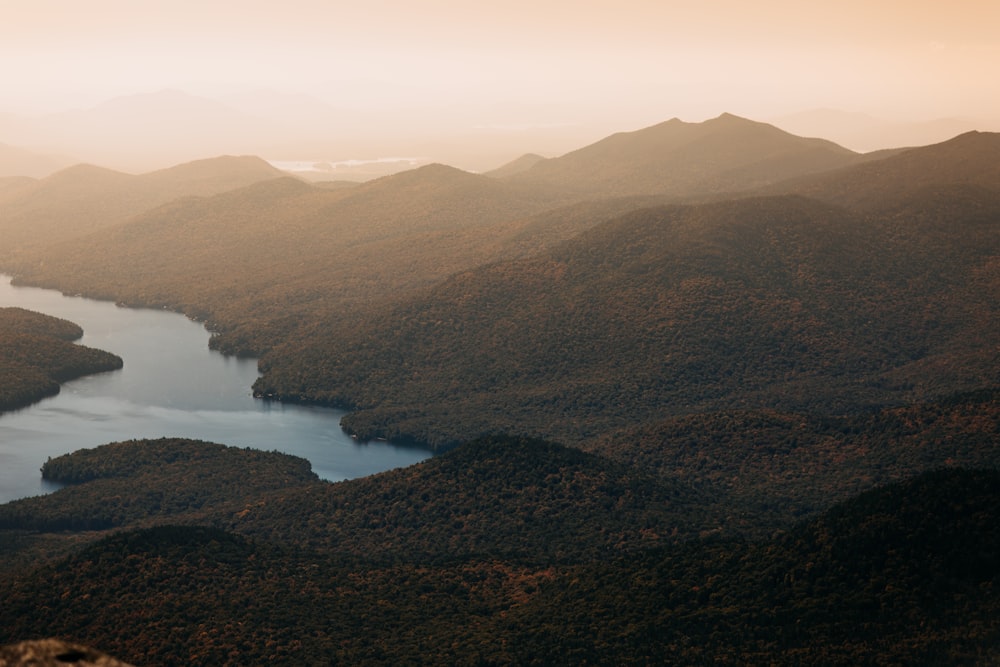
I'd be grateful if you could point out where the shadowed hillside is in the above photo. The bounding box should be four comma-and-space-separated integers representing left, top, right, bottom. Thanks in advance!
0, 436, 707, 566
1, 458, 996, 665
502, 468, 1000, 665
255, 189, 1000, 446
583, 387, 1000, 534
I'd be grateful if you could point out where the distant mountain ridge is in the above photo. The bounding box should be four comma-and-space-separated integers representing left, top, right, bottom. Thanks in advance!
762, 129, 1000, 209
506, 113, 865, 198
0, 155, 288, 258
771, 108, 994, 152
0, 90, 267, 173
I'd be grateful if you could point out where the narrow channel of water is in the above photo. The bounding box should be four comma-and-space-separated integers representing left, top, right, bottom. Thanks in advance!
0, 276, 430, 503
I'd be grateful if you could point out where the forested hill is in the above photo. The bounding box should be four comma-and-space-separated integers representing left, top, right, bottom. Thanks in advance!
0, 435, 996, 664
581, 387, 1000, 534
501, 467, 1000, 665
256, 188, 1000, 447
0, 307, 122, 412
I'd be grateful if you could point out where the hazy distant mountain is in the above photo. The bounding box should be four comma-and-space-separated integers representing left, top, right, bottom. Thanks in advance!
0, 91, 284, 173
0, 155, 287, 258
0, 142, 73, 178
504, 113, 864, 198
765, 130, 1000, 210
137, 154, 292, 199
771, 108, 992, 152
56, 90, 267, 171
0, 88, 600, 175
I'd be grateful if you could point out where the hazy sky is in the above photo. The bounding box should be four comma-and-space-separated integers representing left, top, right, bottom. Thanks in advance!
3, 0, 998, 122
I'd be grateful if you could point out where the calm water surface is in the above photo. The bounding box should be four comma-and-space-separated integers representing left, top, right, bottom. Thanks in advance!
0, 276, 430, 503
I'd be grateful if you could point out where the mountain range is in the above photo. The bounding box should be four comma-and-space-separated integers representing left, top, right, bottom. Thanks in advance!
0, 89, 606, 175
3, 113, 998, 446
0, 111, 998, 662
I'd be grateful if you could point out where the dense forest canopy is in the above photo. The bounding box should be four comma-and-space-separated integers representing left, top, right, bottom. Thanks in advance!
256, 189, 1000, 446
0, 434, 997, 664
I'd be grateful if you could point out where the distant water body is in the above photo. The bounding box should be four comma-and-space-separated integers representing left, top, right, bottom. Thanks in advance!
0, 276, 430, 503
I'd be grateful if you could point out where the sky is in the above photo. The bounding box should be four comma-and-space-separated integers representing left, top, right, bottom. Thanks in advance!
2, 0, 998, 168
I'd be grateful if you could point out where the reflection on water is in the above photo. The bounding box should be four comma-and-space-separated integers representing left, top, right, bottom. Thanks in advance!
0, 276, 430, 503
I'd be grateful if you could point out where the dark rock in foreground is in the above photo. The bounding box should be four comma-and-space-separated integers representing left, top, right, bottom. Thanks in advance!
0, 639, 133, 667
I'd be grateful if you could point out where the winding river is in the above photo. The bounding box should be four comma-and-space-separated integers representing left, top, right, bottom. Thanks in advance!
0, 276, 430, 503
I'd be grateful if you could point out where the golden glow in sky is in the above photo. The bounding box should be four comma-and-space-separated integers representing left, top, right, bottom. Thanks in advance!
3, 0, 997, 119
2, 0, 998, 171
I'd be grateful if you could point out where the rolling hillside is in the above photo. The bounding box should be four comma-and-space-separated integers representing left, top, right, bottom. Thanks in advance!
255, 187, 1000, 446
0, 438, 996, 664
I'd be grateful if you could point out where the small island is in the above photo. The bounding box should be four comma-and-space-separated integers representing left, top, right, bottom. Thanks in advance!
0, 307, 123, 412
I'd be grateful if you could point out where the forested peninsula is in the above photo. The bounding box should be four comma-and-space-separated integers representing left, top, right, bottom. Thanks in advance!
0, 307, 122, 412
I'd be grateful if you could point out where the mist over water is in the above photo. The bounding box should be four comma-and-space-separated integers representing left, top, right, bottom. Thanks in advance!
0, 276, 430, 503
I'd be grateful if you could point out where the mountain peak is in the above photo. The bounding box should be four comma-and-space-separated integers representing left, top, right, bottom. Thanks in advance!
712, 111, 748, 122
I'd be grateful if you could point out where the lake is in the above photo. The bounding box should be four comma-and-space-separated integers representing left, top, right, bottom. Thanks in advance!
0, 275, 431, 503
